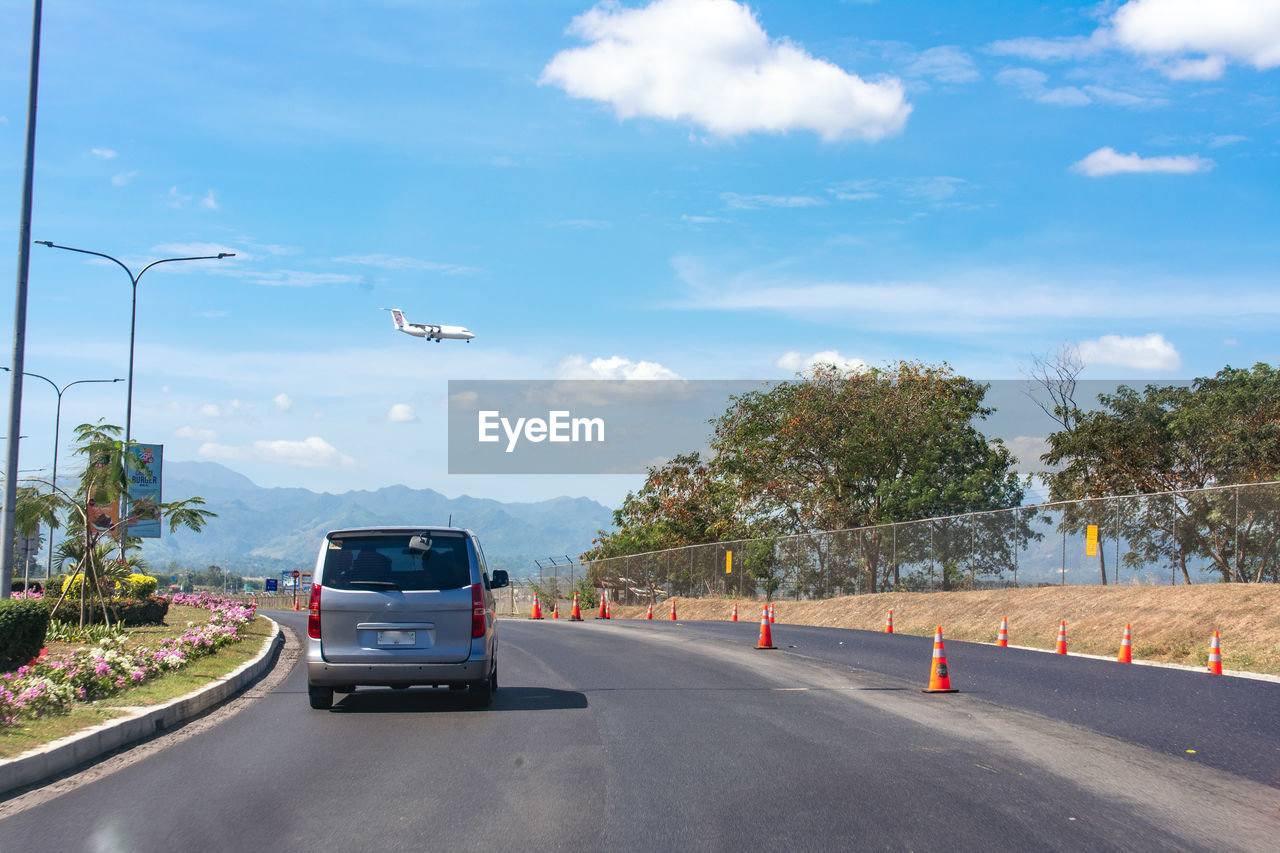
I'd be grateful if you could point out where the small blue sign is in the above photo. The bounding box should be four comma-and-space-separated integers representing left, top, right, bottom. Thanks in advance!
265, 578, 278, 592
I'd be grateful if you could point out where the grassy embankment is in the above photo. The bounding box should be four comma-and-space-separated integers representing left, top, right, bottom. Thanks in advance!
593, 585, 1280, 675
0, 606, 275, 760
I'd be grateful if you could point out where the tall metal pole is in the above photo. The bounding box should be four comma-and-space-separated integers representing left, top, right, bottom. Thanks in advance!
1, 0, 44, 600
34, 244, 233, 558
2, 369, 123, 577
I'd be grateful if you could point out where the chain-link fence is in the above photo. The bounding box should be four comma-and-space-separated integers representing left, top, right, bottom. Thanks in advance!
582, 481, 1280, 603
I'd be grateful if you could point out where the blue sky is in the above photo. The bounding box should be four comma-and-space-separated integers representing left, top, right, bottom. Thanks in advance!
1, 0, 1277, 507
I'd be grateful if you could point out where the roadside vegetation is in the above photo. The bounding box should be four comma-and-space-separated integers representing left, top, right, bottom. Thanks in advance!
584, 358, 1280, 589
0, 593, 272, 759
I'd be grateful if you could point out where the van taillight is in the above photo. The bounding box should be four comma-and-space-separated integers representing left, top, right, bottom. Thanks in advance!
307, 584, 322, 639
471, 583, 486, 638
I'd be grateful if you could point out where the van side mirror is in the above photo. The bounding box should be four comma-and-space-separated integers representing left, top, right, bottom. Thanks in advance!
490, 570, 509, 589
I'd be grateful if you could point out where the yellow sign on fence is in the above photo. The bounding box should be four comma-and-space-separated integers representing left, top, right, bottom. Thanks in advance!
726, 550, 732, 574
1086, 524, 1098, 557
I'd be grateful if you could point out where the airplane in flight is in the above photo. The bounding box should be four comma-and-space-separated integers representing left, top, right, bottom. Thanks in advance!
381, 308, 475, 343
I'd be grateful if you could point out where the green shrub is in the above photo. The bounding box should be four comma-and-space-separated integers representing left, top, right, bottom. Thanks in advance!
44, 595, 169, 627
0, 598, 51, 671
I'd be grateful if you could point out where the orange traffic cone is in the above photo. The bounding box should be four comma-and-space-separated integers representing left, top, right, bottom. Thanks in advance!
1117, 623, 1132, 663
996, 617, 1009, 647
597, 596, 607, 619
1056, 620, 1068, 655
530, 593, 544, 620
884, 609, 894, 634
1208, 630, 1223, 675
670, 600, 678, 621
551, 602, 560, 619
645, 601, 654, 620
769, 602, 776, 624
569, 592, 583, 621
731, 601, 738, 622
922, 626, 959, 693
756, 606, 776, 650
605, 601, 612, 619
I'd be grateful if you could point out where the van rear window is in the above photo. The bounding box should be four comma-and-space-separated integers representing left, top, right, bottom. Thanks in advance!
322, 534, 471, 591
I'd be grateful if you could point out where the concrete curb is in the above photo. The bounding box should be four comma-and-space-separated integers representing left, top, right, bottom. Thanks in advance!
0, 616, 284, 799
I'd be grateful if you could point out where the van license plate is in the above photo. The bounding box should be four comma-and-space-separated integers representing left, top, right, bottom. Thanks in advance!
377, 630, 416, 646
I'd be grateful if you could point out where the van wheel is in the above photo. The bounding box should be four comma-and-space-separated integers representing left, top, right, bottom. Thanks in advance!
308, 684, 333, 710
470, 670, 494, 708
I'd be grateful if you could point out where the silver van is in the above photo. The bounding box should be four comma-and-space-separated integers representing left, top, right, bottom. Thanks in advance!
304, 526, 509, 709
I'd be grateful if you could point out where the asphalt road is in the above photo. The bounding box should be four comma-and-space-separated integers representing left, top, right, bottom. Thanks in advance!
1, 612, 1276, 852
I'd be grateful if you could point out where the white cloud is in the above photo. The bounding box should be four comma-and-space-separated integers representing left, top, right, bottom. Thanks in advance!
198, 436, 355, 468
1112, 0, 1280, 74
167, 186, 192, 207
200, 189, 219, 210
111, 171, 138, 186
995, 68, 1091, 106
1077, 333, 1182, 371
1006, 436, 1051, 472
200, 403, 222, 418
540, 0, 912, 142
387, 403, 418, 422
906, 46, 981, 84
91, 148, 117, 159
987, 32, 1112, 62
673, 261, 1280, 331
331, 254, 480, 275
246, 270, 365, 288
557, 354, 681, 380
1082, 85, 1165, 107
1071, 146, 1214, 176
150, 242, 242, 259
1208, 134, 1249, 148
681, 214, 729, 224
1161, 55, 1228, 80
174, 425, 217, 441
721, 192, 825, 210
273, 393, 293, 412
776, 350, 869, 374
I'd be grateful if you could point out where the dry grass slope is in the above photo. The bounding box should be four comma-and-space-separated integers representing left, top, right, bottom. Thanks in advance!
605, 586, 1280, 675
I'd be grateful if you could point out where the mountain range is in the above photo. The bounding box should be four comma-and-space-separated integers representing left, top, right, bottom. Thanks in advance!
137, 461, 615, 577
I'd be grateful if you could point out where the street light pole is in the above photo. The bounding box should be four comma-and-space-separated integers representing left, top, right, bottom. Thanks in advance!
34, 242, 233, 557
0, 368, 123, 578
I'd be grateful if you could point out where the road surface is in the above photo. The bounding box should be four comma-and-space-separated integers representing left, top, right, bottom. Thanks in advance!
1, 612, 1276, 852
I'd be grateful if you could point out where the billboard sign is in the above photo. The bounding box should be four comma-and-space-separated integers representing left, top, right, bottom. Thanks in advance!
126, 443, 163, 538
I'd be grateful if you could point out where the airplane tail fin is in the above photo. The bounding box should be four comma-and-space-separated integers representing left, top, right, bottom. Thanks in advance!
388, 308, 406, 330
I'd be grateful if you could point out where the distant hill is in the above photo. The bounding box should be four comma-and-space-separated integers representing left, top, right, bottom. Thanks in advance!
138, 461, 614, 577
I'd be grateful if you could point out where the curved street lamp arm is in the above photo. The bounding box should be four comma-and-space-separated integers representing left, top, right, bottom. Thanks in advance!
34, 241, 135, 282
137, 253, 235, 279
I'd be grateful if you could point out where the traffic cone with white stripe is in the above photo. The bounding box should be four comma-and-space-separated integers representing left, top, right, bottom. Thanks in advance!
670, 599, 678, 621
769, 602, 776, 624
922, 626, 959, 693
596, 596, 607, 619
756, 605, 776, 650
569, 592, 583, 621
884, 609, 894, 634
996, 617, 1009, 648
731, 601, 738, 622
551, 602, 560, 619
605, 601, 612, 619
1117, 623, 1132, 663
530, 592, 544, 620
645, 601, 653, 620
1056, 620, 1068, 655
1207, 630, 1223, 675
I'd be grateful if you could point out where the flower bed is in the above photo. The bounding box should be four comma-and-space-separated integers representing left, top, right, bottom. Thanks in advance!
0, 593, 257, 727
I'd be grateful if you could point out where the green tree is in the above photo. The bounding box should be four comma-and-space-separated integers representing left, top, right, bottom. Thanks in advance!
712, 362, 1026, 591
19, 421, 218, 624
1043, 364, 1280, 583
